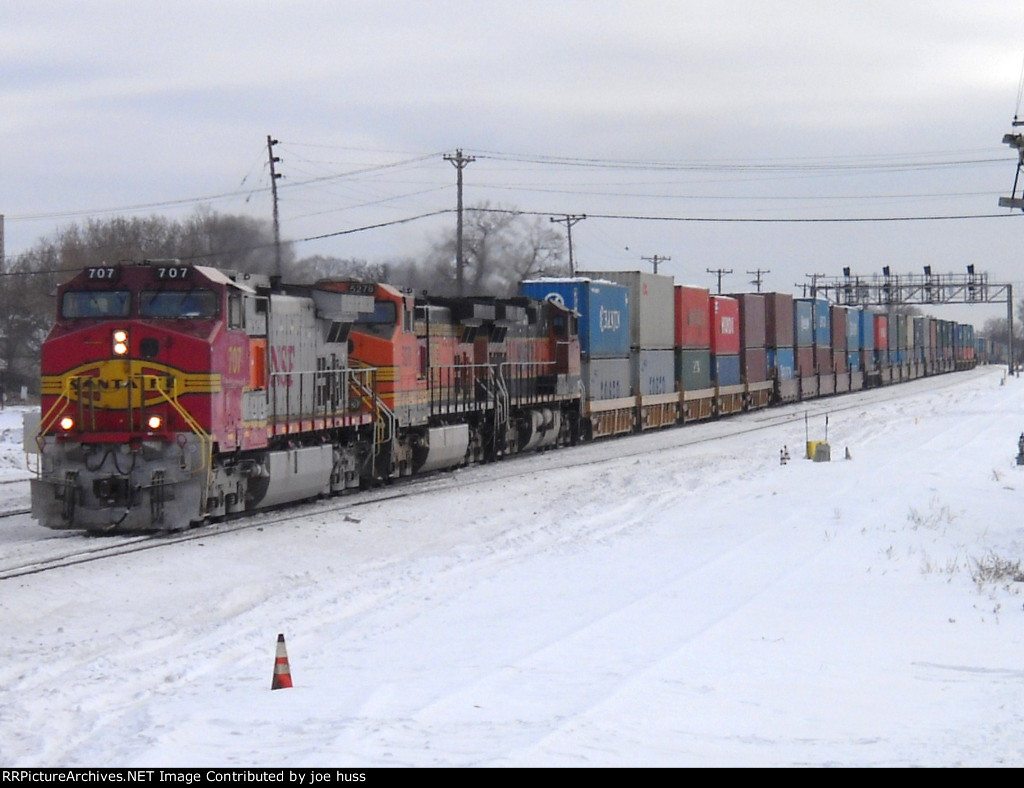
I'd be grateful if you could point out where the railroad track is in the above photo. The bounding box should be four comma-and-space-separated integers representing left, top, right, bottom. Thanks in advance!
0, 367, 996, 582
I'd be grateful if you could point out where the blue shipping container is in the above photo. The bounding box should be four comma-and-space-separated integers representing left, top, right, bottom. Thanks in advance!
808, 298, 831, 346
711, 354, 742, 386
846, 307, 861, 352
520, 278, 630, 358
767, 347, 796, 380
847, 351, 861, 372
859, 309, 875, 352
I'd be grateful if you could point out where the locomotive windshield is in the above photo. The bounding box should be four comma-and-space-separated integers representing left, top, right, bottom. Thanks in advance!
139, 290, 218, 319
62, 290, 131, 318
352, 299, 397, 338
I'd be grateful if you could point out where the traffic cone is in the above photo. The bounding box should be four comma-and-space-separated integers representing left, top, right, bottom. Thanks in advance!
271, 633, 293, 690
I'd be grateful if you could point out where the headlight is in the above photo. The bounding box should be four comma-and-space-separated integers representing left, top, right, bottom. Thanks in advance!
59, 416, 74, 431
112, 329, 128, 356
147, 415, 163, 430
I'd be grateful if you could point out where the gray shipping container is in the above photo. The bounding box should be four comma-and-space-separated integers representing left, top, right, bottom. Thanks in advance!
581, 356, 632, 402
631, 348, 675, 396
794, 299, 814, 347
577, 270, 675, 349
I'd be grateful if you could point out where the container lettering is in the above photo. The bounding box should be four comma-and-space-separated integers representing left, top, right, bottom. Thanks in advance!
599, 305, 621, 333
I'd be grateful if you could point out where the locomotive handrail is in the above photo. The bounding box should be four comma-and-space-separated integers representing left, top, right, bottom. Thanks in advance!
267, 365, 381, 431
498, 359, 558, 405
427, 361, 493, 416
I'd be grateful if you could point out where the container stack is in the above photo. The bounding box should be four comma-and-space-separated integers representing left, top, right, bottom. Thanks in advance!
912, 316, 926, 378
831, 304, 849, 393
811, 298, 834, 396
940, 320, 954, 372
846, 306, 863, 391
674, 284, 714, 422
577, 270, 677, 430
888, 311, 903, 383
728, 293, 771, 409
710, 294, 743, 415
793, 298, 817, 398
859, 308, 876, 384
764, 292, 797, 403
955, 323, 975, 370
903, 314, 916, 377
929, 315, 937, 372
519, 277, 632, 437
874, 313, 891, 384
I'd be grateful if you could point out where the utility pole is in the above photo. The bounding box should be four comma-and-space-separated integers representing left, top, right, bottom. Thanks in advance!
267, 135, 283, 280
706, 268, 733, 294
642, 254, 670, 274
444, 149, 475, 295
804, 273, 827, 298
747, 268, 770, 292
550, 214, 585, 275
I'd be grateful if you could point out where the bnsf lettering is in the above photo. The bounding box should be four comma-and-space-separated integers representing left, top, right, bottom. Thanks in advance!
599, 306, 621, 333
86, 267, 117, 280
270, 345, 296, 386
156, 266, 191, 280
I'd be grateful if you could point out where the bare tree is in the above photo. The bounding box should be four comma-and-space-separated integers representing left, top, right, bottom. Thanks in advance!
179, 207, 293, 275
291, 254, 391, 284
0, 245, 62, 395
405, 203, 568, 296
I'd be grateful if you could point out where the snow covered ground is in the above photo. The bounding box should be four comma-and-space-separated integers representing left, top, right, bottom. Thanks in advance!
1, 366, 1022, 767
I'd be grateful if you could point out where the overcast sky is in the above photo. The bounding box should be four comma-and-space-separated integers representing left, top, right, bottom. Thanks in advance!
4, 1, 1024, 323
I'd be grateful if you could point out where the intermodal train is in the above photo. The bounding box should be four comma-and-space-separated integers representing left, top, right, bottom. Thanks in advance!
28, 261, 981, 533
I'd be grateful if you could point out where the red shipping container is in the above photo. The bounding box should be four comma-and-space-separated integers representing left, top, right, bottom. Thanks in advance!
741, 346, 768, 382
874, 314, 889, 351
710, 296, 741, 355
763, 292, 795, 348
796, 346, 815, 376
727, 293, 767, 348
814, 347, 832, 373
674, 285, 711, 348
830, 306, 848, 353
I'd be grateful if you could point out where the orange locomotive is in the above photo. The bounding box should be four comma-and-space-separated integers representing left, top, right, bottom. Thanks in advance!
30, 262, 582, 532
324, 281, 583, 479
